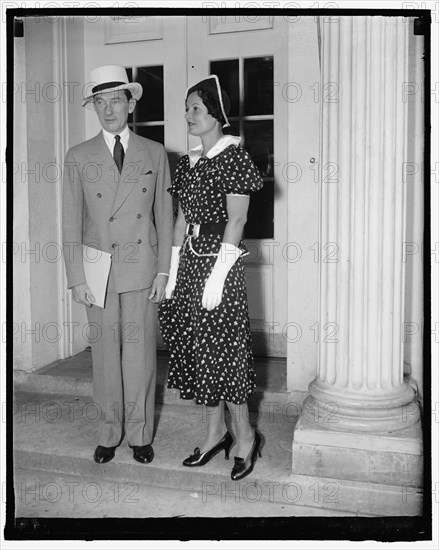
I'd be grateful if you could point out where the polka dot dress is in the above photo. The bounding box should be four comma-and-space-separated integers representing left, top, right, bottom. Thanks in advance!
161, 143, 263, 406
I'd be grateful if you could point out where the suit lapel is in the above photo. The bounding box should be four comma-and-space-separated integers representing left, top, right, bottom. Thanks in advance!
88, 132, 120, 194
111, 131, 151, 216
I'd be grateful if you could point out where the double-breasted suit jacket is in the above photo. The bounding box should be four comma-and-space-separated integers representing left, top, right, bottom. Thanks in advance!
62, 130, 173, 448
62, 130, 172, 292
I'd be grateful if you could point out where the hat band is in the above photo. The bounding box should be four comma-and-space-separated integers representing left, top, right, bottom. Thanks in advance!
92, 81, 126, 94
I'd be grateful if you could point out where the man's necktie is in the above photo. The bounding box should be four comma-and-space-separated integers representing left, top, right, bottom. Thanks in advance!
113, 134, 124, 174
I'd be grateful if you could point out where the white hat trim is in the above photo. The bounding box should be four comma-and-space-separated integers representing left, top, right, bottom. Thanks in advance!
185, 74, 230, 128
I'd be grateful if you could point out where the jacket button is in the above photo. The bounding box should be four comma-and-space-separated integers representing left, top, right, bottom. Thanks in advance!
109, 217, 114, 222
142, 188, 147, 192
97, 193, 102, 198
137, 214, 141, 219
137, 239, 142, 244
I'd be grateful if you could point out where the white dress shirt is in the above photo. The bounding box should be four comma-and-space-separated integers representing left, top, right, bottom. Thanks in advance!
102, 125, 130, 156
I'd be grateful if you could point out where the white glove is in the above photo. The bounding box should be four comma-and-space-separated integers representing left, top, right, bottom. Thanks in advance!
202, 242, 241, 311
165, 246, 181, 299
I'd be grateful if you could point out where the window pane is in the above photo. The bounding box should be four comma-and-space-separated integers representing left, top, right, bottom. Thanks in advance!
244, 120, 274, 177
134, 66, 164, 122
223, 121, 239, 137
125, 67, 134, 124
243, 120, 274, 239
244, 181, 274, 239
244, 56, 273, 116
132, 125, 164, 145
210, 59, 239, 118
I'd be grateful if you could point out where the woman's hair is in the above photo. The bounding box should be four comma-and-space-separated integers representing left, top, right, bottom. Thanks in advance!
194, 88, 227, 126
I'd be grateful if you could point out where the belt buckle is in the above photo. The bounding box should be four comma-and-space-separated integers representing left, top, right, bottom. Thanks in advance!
186, 223, 200, 238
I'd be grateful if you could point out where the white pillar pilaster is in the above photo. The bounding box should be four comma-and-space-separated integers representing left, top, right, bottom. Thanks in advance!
301, 16, 421, 433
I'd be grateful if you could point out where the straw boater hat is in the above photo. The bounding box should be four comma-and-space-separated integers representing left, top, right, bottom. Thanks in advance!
82, 65, 143, 108
186, 74, 231, 128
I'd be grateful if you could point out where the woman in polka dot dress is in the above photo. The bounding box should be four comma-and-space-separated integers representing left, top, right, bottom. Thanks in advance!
159, 75, 263, 481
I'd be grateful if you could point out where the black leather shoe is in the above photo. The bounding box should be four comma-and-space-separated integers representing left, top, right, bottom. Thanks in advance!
183, 431, 234, 467
231, 430, 262, 481
94, 445, 117, 464
132, 444, 154, 464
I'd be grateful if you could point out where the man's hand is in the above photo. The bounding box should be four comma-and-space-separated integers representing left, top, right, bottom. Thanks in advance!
149, 274, 168, 303
72, 283, 95, 307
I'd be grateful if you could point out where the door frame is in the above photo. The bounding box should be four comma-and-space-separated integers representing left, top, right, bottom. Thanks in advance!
186, 15, 290, 357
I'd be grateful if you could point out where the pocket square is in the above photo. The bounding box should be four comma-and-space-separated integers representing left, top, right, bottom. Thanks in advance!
143, 170, 153, 175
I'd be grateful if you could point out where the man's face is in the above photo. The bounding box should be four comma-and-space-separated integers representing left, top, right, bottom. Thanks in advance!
93, 90, 136, 134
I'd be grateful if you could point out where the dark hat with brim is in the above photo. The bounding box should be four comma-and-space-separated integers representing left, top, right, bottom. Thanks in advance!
186, 75, 230, 128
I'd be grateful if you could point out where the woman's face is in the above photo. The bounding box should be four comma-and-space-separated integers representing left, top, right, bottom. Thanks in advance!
185, 91, 218, 137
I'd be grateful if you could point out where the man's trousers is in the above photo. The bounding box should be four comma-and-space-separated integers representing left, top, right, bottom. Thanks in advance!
86, 289, 157, 447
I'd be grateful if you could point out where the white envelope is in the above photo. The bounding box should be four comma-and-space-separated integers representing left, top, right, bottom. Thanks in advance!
82, 245, 112, 308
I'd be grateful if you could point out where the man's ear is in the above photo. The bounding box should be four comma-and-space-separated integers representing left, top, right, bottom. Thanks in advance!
128, 98, 137, 113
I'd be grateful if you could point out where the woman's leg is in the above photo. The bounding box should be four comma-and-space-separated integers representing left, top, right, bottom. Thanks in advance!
226, 401, 255, 458
199, 400, 227, 453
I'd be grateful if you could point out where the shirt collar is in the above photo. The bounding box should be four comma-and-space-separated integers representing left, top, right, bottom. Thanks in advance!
188, 135, 241, 168
102, 125, 130, 151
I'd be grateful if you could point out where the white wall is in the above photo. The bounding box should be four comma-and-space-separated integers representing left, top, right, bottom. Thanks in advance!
13, 17, 89, 372
286, 18, 320, 393
13, 31, 32, 371
64, 17, 89, 355
26, 18, 61, 369
13, 18, 60, 372
404, 25, 425, 397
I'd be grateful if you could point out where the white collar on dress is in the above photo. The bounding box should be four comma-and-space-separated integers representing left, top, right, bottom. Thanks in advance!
188, 135, 241, 168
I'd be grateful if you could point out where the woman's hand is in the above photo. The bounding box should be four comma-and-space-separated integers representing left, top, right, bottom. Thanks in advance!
202, 243, 242, 310
202, 272, 225, 310
201, 195, 249, 311
165, 246, 182, 299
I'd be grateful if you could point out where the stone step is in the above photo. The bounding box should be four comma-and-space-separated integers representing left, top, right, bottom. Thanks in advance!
13, 391, 422, 517
14, 350, 305, 412
15, 466, 346, 518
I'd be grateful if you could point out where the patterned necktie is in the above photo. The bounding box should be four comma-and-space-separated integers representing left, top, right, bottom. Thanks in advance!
113, 134, 124, 174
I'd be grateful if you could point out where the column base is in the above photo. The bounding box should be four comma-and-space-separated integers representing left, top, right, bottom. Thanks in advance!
292, 415, 423, 489
302, 381, 421, 433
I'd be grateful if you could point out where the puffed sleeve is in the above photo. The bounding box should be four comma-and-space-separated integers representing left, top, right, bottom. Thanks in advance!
168, 154, 190, 197
221, 146, 264, 195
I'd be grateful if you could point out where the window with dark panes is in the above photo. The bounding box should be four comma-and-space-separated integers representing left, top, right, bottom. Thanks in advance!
126, 66, 165, 145
211, 56, 274, 239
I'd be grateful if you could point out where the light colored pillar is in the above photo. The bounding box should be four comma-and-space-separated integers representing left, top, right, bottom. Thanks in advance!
291, 18, 423, 515
299, 15, 421, 434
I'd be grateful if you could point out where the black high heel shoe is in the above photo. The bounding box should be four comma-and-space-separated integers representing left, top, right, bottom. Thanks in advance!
231, 430, 262, 481
183, 431, 234, 467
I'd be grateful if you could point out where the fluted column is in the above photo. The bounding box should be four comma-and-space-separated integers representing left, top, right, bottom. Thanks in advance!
301, 16, 420, 432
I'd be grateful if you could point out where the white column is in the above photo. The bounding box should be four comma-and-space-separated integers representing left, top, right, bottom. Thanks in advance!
301, 16, 421, 433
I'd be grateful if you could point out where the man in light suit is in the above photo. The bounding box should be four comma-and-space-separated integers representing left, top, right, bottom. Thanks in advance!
62, 65, 173, 464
